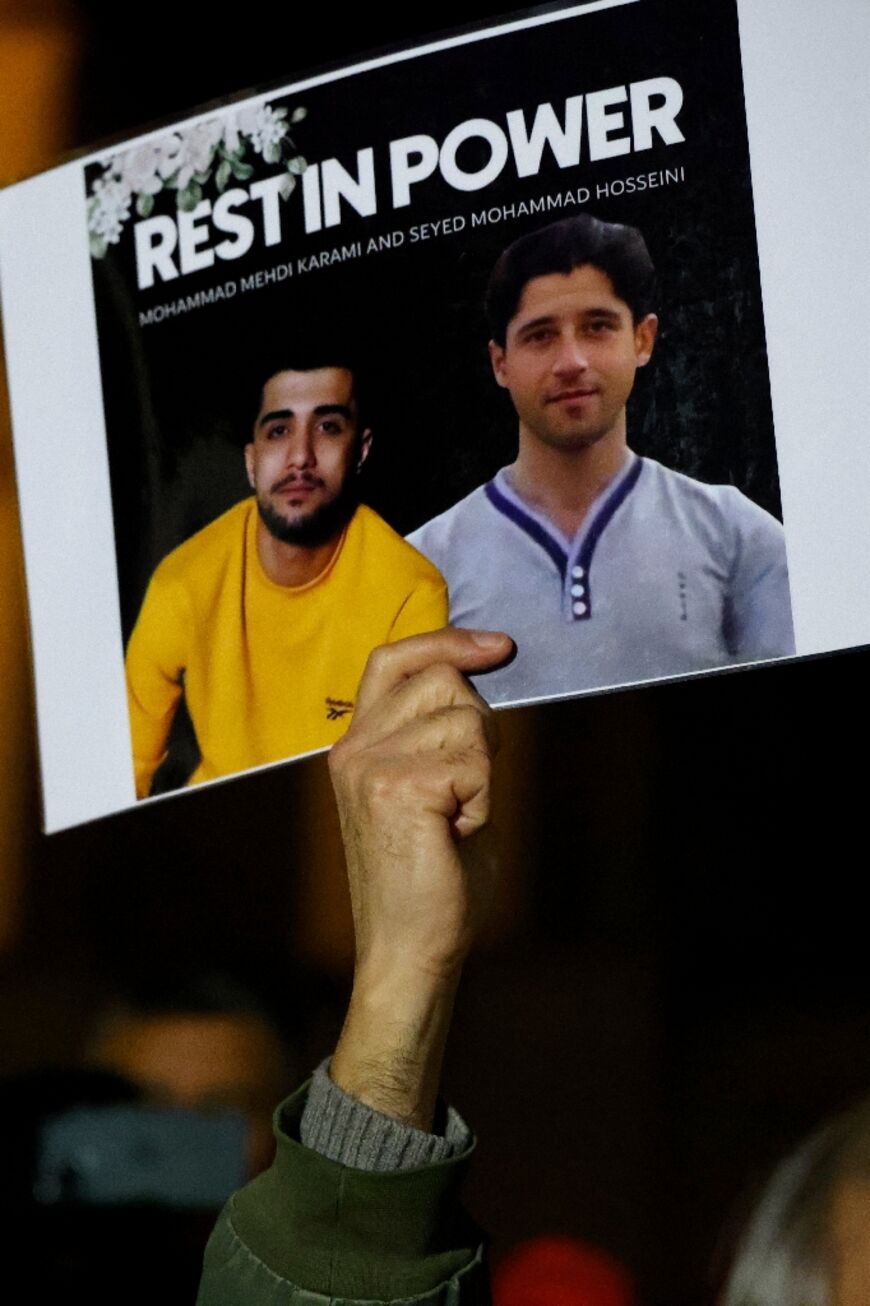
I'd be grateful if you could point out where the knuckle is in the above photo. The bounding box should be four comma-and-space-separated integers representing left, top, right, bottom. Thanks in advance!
427, 662, 464, 698
447, 738, 491, 781
329, 740, 373, 801
469, 743, 493, 783
364, 642, 395, 680
455, 704, 491, 750
358, 762, 394, 808
328, 733, 354, 778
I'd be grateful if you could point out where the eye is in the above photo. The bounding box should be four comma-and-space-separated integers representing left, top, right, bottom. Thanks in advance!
586, 319, 616, 335
265, 423, 288, 439
318, 418, 348, 435
524, 326, 557, 345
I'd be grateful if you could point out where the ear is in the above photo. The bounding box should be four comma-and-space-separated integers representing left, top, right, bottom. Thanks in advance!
244, 442, 256, 489
488, 339, 509, 389
634, 313, 658, 368
356, 428, 373, 472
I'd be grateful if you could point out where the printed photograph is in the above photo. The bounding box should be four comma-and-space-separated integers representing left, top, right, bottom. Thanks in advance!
83, 0, 792, 798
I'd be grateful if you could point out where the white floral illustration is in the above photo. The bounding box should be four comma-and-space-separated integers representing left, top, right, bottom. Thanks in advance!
111, 143, 166, 196
88, 175, 132, 246
159, 120, 225, 190
87, 100, 307, 258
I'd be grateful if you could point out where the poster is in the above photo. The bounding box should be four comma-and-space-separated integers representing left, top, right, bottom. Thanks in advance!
1, 0, 869, 830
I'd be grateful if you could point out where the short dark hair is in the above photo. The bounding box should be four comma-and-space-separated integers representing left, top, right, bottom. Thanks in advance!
485, 214, 657, 345
253, 353, 367, 433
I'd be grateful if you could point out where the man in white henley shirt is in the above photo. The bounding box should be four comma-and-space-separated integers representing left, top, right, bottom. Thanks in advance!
408, 214, 794, 705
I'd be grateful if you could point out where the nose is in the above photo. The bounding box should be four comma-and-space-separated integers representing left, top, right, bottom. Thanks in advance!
552, 330, 589, 376
284, 424, 316, 469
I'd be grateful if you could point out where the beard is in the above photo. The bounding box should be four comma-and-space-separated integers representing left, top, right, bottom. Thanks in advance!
256, 479, 360, 548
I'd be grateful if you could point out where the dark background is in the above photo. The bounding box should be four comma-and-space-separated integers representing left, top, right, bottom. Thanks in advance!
0, 3, 867, 1304
85, 0, 778, 638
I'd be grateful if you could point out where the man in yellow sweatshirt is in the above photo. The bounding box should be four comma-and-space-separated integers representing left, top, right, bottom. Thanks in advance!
125, 362, 447, 798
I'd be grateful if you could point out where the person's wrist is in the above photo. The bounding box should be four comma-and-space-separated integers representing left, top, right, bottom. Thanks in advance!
345, 957, 460, 1056
354, 939, 466, 998
331, 963, 460, 1129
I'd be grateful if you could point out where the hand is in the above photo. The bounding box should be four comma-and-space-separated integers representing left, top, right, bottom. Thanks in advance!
328, 627, 512, 1127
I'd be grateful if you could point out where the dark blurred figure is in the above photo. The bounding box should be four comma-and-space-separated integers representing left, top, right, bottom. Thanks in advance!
0, 1064, 245, 1305
83, 972, 297, 1175
720, 1096, 870, 1306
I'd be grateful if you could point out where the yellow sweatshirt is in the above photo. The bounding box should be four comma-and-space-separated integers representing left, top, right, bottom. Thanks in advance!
125, 498, 447, 797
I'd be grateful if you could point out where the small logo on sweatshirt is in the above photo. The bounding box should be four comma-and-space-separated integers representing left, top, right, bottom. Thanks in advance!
326, 697, 354, 721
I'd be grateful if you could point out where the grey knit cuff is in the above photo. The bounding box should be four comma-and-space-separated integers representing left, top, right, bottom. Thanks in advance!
299, 1058, 471, 1171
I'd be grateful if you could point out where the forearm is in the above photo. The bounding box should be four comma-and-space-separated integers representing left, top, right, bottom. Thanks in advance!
330, 963, 461, 1131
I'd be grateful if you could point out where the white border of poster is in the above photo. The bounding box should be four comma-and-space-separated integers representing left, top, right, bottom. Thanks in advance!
0, 0, 867, 831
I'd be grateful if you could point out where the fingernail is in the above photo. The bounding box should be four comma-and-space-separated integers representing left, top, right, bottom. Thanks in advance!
469, 629, 510, 649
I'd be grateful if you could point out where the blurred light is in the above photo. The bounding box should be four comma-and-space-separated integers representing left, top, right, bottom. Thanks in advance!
493, 1235, 637, 1306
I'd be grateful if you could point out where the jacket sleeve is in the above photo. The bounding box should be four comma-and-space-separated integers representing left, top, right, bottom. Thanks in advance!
124, 567, 189, 798
196, 1081, 489, 1306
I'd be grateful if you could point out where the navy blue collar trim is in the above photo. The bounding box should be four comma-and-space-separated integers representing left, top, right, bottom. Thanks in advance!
485, 458, 644, 579
484, 479, 568, 580
577, 456, 644, 572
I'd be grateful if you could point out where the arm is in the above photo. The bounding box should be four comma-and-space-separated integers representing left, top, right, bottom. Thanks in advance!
329, 628, 507, 1126
124, 569, 189, 798
197, 627, 512, 1306
388, 573, 449, 642
724, 493, 796, 660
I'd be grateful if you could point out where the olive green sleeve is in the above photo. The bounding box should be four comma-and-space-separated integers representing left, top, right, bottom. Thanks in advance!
196, 1081, 490, 1306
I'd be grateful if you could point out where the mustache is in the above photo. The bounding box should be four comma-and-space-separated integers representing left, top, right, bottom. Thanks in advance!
270, 471, 325, 494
